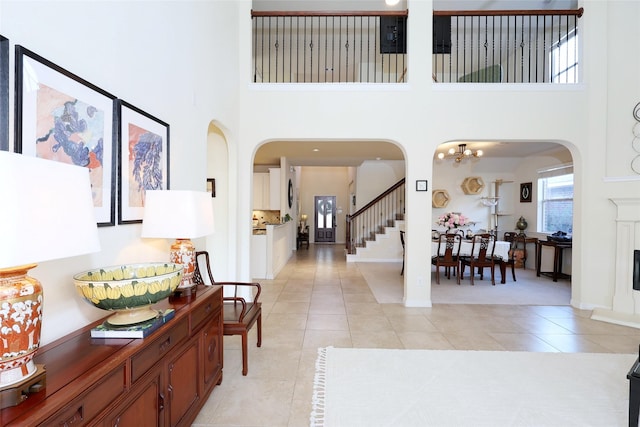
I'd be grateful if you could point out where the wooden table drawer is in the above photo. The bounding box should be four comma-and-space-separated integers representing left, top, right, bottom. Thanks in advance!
130, 316, 188, 383
43, 364, 126, 426
190, 289, 221, 334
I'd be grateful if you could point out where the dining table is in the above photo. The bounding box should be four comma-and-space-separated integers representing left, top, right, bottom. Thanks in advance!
431, 239, 512, 282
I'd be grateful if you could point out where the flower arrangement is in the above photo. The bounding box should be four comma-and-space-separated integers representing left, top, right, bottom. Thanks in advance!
436, 212, 469, 229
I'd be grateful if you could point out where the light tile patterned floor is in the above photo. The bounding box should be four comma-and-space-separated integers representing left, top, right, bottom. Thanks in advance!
193, 244, 640, 427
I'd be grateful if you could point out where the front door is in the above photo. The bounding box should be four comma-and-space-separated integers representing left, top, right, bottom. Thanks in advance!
314, 196, 335, 243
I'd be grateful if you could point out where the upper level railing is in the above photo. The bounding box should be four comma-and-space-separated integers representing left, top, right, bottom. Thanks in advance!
252, 10, 408, 83
252, 8, 584, 84
433, 8, 584, 83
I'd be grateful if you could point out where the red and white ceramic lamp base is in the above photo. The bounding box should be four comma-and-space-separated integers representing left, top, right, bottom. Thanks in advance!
0, 264, 43, 389
170, 238, 197, 289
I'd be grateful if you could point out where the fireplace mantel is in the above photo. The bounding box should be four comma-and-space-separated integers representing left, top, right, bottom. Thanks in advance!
591, 198, 640, 328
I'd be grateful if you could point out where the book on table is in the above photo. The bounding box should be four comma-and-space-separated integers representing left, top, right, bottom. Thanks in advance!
91, 309, 175, 339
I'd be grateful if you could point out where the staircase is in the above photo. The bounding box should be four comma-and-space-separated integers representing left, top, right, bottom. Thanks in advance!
346, 179, 405, 263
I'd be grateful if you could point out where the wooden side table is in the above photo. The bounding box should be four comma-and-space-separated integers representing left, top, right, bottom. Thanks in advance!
536, 239, 572, 281
297, 226, 309, 249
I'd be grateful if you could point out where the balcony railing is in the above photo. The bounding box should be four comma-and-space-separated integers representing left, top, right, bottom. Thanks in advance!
251, 10, 408, 83
433, 8, 584, 83
252, 8, 584, 84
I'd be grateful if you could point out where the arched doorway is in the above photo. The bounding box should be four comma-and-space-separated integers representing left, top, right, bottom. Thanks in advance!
251, 139, 407, 277
431, 140, 575, 305
206, 121, 231, 279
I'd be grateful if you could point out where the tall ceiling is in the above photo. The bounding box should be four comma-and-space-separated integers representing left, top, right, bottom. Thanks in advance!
252, 1, 578, 12
252, 0, 576, 167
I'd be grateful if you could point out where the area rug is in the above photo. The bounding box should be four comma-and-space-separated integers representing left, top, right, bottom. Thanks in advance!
357, 262, 570, 305
310, 347, 635, 427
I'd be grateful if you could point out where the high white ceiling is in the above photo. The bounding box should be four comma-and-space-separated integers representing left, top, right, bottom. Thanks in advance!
252, 1, 578, 12
252, 0, 576, 167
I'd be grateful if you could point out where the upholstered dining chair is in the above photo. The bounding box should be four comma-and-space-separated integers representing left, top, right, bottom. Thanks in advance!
460, 233, 497, 285
431, 233, 462, 284
193, 250, 262, 376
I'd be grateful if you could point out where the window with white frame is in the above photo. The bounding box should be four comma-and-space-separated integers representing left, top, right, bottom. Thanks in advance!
550, 29, 578, 83
537, 165, 573, 234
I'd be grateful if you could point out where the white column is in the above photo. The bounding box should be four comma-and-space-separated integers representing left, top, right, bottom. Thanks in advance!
592, 198, 640, 327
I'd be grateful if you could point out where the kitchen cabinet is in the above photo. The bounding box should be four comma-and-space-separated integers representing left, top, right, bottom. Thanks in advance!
269, 168, 281, 210
253, 173, 270, 209
0, 285, 223, 427
253, 168, 281, 210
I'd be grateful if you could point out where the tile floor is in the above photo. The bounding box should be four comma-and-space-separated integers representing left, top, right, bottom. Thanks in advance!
192, 244, 640, 427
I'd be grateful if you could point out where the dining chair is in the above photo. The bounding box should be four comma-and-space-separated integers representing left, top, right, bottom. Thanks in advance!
498, 232, 526, 283
460, 233, 497, 285
431, 233, 462, 284
193, 250, 262, 376
400, 230, 405, 276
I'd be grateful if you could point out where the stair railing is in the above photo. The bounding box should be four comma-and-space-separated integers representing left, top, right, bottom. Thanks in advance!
346, 178, 405, 255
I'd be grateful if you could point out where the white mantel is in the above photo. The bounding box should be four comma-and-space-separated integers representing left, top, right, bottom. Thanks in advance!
591, 198, 640, 328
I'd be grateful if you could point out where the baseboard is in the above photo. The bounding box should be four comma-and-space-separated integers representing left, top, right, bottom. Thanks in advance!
591, 308, 640, 330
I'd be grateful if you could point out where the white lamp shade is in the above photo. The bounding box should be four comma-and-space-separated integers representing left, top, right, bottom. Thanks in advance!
141, 190, 214, 239
0, 151, 101, 268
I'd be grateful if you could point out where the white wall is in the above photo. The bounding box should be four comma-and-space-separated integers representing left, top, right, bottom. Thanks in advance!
355, 160, 406, 211
298, 166, 351, 243
0, 0, 228, 344
2, 0, 640, 345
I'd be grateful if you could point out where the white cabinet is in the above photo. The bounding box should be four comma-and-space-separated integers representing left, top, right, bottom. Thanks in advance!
269, 168, 281, 210
253, 173, 270, 209
251, 234, 267, 278
253, 168, 281, 210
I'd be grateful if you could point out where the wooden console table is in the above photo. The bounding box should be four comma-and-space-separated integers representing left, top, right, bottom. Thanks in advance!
536, 239, 572, 282
0, 285, 223, 427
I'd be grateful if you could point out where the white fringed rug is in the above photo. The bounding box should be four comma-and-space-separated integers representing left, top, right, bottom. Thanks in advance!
310, 347, 636, 427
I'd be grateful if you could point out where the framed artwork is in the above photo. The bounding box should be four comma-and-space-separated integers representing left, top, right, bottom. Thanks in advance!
520, 182, 532, 203
15, 45, 117, 226
0, 35, 8, 151
117, 100, 169, 224
416, 180, 428, 191
207, 178, 216, 197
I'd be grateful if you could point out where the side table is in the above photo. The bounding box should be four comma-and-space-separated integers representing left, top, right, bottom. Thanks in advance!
297, 226, 309, 249
536, 239, 572, 282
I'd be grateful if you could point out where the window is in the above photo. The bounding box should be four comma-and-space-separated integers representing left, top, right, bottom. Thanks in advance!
537, 165, 573, 234
550, 29, 578, 83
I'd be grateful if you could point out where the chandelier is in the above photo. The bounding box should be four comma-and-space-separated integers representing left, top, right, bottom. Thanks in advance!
437, 144, 483, 163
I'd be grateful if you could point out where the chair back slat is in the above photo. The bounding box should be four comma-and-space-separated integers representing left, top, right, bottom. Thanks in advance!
438, 233, 462, 261
472, 233, 495, 262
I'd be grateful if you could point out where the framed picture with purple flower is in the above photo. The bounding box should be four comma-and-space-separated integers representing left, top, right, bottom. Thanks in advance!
14, 45, 117, 226
117, 100, 169, 224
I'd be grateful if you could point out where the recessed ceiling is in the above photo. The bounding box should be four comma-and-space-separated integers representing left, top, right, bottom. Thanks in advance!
433, 141, 566, 160
253, 140, 567, 167
254, 140, 405, 167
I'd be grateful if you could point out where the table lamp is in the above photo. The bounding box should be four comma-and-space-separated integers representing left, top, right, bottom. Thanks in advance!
141, 190, 214, 293
0, 151, 100, 402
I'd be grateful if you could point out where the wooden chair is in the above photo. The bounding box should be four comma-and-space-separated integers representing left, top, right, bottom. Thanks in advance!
400, 230, 405, 276
460, 233, 497, 285
193, 251, 262, 376
499, 232, 525, 284
431, 233, 462, 284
